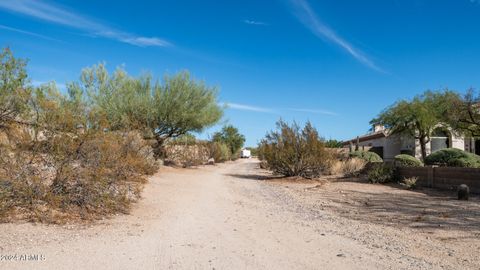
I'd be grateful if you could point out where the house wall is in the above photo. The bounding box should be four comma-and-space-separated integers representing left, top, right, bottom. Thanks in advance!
465, 138, 474, 153
451, 135, 465, 150
346, 125, 471, 162
413, 128, 465, 160
352, 137, 385, 152
383, 135, 402, 161
349, 135, 402, 162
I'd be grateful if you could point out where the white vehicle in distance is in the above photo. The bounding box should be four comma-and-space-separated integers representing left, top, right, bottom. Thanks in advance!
240, 149, 251, 158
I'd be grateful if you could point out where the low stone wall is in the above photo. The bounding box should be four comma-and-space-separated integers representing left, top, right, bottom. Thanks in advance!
396, 166, 480, 193
164, 144, 210, 167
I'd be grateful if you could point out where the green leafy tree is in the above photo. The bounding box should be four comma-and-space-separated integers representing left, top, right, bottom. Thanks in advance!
325, 139, 343, 148
441, 89, 480, 137
0, 48, 31, 129
152, 72, 223, 148
212, 125, 246, 157
68, 63, 154, 131
371, 90, 456, 160
71, 65, 223, 158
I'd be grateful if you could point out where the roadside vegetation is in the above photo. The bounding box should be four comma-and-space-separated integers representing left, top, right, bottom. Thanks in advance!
349, 150, 383, 163
162, 125, 246, 167
258, 88, 480, 186
212, 125, 246, 160
370, 90, 457, 160
324, 139, 343, 148
0, 48, 223, 222
394, 154, 423, 167
258, 120, 333, 179
424, 148, 480, 168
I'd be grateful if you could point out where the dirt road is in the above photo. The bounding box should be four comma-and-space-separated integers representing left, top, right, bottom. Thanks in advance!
1, 159, 477, 269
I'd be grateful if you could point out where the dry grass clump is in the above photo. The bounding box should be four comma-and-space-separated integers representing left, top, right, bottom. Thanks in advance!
400, 177, 418, 190
327, 158, 367, 176
208, 141, 231, 163
342, 158, 367, 176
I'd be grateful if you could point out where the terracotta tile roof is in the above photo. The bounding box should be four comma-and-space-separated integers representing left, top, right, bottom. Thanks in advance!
342, 131, 387, 146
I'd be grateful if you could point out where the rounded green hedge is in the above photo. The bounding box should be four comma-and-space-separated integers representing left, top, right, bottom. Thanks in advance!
349, 150, 383, 163
424, 148, 480, 168
394, 154, 423, 167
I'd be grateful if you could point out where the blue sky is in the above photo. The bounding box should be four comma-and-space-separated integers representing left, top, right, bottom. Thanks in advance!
1, 0, 480, 146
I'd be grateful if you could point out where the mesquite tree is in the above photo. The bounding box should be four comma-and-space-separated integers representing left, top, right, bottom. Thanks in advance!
370, 90, 456, 160
442, 89, 480, 137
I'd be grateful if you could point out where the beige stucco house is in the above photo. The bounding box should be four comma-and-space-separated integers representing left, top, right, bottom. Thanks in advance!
343, 125, 478, 161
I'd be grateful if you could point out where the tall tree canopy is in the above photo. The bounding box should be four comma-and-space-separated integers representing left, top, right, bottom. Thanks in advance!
212, 125, 246, 156
68, 64, 223, 157
0, 48, 30, 129
370, 90, 457, 160
441, 89, 480, 137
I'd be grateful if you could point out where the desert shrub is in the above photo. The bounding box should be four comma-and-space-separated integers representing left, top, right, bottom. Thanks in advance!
367, 164, 394, 183
394, 154, 423, 167
424, 148, 480, 168
327, 160, 344, 175
327, 158, 366, 176
209, 141, 231, 163
258, 120, 333, 179
400, 177, 418, 190
0, 49, 159, 222
0, 128, 157, 222
349, 150, 383, 163
245, 147, 258, 156
51, 132, 156, 212
343, 158, 367, 176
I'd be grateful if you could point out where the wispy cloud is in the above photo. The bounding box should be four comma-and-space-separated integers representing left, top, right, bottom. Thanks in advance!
288, 108, 338, 116
243, 19, 268, 26
225, 102, 338, 116
32, 80, 66, 90
289, 0, 384, 72
0, 24, 62, 42
0, 0, 171, 47
226, 103, 275, 113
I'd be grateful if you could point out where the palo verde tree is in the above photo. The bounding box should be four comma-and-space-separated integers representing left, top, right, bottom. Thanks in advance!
0, 48, 31, 129
370, 90, 457, 160
212, 125, 246, 156
71, 64, 223, 158
151, 72, 223, 154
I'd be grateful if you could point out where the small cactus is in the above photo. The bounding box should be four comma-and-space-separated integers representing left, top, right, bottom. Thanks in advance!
457, 184, 470, 201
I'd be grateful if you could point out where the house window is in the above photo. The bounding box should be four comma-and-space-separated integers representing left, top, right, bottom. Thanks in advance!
431, 128, 450, 153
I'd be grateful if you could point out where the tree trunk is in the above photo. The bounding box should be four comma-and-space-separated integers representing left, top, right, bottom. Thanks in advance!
153, 135, 166, 160
419, 136, 428, 161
